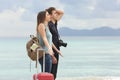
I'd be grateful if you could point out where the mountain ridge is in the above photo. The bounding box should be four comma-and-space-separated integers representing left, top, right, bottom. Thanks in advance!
59, 26, 120, 36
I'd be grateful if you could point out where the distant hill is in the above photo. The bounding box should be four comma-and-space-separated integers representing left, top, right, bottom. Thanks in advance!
59, 27, 120, 36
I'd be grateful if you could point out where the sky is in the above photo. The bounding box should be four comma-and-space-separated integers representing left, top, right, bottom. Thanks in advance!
0, 0, 120, 37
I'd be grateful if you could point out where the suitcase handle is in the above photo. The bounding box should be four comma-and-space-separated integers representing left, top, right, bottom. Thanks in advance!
37, 48, 45, 74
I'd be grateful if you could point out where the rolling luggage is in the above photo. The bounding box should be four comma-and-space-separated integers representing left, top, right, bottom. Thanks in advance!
33, 48, 54, 80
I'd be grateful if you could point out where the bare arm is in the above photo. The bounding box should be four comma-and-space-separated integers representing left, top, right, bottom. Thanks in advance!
52, 43, 63, 57
38, 23, 53, 56
56, 9, 64, 21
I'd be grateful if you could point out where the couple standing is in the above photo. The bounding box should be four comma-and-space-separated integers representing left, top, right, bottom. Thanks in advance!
36, 7, 64, 80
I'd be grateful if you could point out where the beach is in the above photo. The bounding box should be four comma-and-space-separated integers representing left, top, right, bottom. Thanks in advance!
56, 77, 120, 80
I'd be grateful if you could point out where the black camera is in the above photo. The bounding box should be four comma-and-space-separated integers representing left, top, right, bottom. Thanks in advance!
58, 39, 67, 47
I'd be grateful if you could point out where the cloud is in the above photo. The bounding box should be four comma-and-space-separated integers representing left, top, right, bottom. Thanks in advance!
96, 0, 120, 11
0, 0, 30, 12
0, 7, 36, 37
0, 0, 65, 37
58, 0, 120, 30
60, 0, 97, 19
117, 0, 120, 5
60, 15, 120, 29
0, 0, 120, 37
60, 0, 120, 19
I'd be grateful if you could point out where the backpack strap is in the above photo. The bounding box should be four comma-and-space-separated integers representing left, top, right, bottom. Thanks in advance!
30, 59, 31, 72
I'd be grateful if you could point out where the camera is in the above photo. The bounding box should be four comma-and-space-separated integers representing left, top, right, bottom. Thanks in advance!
58, 39, 67, 47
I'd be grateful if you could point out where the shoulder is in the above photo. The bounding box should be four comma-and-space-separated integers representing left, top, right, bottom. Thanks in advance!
48, 21, 53, 26
38, 23, 45, 29
48, 21, 54, 30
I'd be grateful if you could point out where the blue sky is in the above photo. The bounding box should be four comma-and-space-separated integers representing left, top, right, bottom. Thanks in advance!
0, 0, 120, 37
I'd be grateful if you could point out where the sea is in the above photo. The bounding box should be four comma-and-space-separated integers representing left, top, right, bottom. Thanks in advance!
0, 36, 120, 80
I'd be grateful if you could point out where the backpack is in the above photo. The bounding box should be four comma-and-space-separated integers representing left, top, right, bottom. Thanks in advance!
26, 35, 44, 61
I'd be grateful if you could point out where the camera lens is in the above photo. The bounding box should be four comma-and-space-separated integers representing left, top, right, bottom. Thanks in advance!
59, 39, 67, 47
62, 43, 67, 47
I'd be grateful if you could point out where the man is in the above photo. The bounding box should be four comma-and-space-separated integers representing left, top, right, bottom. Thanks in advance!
46, 7, 64, 80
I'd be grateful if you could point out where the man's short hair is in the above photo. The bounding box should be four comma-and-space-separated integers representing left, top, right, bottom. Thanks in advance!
46, 7, 56, 15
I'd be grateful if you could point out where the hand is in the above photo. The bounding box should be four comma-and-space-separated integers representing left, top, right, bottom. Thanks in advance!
48, 47, 57, 64
51, 55, 57, 64
57, 50, 63, 57
48, 47, 54, 56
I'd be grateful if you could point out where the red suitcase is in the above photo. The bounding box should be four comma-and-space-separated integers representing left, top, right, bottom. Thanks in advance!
33, 73, 54, 80
33, 48, 54, 80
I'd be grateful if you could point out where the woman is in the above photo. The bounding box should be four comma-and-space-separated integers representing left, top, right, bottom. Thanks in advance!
37, 11, 62, 73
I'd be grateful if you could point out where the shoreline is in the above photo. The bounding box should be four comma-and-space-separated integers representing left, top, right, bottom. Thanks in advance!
56, 77, 120, 80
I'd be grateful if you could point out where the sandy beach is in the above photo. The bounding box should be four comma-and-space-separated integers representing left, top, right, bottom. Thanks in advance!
56, 77, 120, 80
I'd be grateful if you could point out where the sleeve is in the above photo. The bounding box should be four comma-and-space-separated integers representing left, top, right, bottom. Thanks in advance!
55, 20, 57, 26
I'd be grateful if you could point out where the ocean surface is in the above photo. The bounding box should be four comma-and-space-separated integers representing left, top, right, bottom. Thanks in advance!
0, 36, 120, 80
